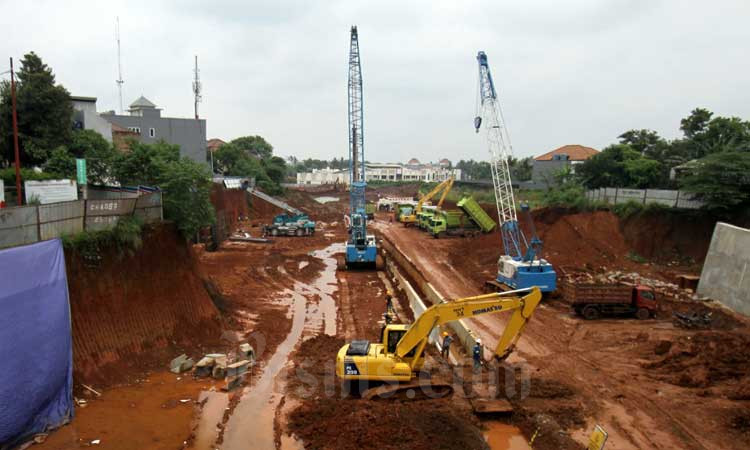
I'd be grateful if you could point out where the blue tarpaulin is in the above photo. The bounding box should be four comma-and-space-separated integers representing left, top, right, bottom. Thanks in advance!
0, 239, 74, 447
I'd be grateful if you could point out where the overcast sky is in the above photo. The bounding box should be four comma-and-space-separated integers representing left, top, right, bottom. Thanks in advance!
2, 0, 749, 163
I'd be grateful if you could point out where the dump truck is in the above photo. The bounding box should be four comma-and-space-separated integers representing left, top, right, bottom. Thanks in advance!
563, 282, 657, 320
263, 213, 316, 237
427, 209, 481, 238
456, 196, 496, 233
416, 206, 438, 230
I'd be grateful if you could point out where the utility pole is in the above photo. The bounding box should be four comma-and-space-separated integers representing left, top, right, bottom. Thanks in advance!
10, 57, 22, 205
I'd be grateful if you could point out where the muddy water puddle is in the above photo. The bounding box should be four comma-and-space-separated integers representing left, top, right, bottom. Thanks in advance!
483, 422, 531, 450
219, 243, 342, 449
193, 391, 229, 449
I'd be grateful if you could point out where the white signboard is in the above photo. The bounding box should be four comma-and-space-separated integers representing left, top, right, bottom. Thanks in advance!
0, 179, 4, 203
25, 179, 78, 204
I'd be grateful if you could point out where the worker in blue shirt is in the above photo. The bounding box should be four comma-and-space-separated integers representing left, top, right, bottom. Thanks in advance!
473, 339, 482, 371
441, 332, 453, 359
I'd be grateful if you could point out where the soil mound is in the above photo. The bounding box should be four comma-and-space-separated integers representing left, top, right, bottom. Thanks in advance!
286, 335, 487, 450
644, 331, 750, 388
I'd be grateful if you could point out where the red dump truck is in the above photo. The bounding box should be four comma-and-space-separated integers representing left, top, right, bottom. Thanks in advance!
563, 282, 657, 320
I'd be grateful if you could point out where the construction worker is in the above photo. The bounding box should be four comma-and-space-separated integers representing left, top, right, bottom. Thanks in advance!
473, 339, 482, 372
441, 332, 453, 359
385, 290, 394, 313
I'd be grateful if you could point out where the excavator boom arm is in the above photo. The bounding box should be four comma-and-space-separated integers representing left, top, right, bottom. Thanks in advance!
416, 177, 454, 213
436, 177, 454, 208
395, 287, 541, 361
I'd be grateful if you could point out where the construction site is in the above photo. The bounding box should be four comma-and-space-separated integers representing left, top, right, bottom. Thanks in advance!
3, 12, 750, 450
19, 178, 746, 450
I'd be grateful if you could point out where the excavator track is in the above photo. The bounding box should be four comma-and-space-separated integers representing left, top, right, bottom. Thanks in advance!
362, 379, 453, 401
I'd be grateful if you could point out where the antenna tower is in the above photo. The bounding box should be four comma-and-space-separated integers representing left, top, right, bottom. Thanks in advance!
115, 17, 124, 114
192, 55, 202, 119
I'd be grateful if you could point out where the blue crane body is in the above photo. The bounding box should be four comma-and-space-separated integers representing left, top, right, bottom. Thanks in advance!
475, 51, 556, 292
345, 26, 378, 268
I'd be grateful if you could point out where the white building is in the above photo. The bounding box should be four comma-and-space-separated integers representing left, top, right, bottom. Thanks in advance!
296, 160, 461, 185
296, 168, 350, 185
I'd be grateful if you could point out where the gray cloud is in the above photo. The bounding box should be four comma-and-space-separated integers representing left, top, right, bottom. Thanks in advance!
1, 0, 749, 164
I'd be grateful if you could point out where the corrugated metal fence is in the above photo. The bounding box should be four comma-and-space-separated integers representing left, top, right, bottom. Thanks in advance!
0, 192, 163, 248
586, 188, 705, 209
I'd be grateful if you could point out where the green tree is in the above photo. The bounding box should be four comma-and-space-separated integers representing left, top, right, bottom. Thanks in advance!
114, 140, 179, 186
159, 158, 215, 238
509, 156, 533, 181
230, 135, 273, 160
44, 146, 75, 177
68, 129, 118, 184
680, 108, 713, 139
262, 155, 287, 184
618, 129, 669, 160
680, 151, 750, 211
213, 137, 284, 194
113, 140, 214, 238
0, 52, 73, 165
623, 157, 663, 188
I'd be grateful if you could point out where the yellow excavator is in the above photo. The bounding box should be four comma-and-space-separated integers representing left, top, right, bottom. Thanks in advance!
335, 286, 542, 398
398, 177, 454, 227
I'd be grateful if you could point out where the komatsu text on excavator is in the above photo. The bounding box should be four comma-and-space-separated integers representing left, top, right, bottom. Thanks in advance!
335, 287, 542, 398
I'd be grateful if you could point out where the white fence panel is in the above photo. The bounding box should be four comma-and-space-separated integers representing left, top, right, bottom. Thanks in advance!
25, 180, 78, 204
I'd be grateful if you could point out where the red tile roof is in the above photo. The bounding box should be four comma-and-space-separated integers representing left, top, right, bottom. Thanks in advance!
207, 138, 226, 152
534, 144, 599, 161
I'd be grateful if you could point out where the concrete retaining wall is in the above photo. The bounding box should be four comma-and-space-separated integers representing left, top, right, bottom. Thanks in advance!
697, 222, 750, 316
380, 236, 478, 356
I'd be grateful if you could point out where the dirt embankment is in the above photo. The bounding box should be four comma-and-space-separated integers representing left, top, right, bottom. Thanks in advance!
66, 224, 222, 387
445, 207, 714, 289
210, 184, 250, 235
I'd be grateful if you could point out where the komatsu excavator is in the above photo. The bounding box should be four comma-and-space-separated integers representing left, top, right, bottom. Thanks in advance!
398, 177, 454, 227
336, 286, 541, 398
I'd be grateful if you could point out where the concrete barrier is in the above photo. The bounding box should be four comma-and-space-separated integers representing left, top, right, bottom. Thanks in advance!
697, 222, 750, 316
381, 236, 478, 357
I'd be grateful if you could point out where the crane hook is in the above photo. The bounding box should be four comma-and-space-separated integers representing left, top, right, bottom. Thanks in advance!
474, 116, 482, 133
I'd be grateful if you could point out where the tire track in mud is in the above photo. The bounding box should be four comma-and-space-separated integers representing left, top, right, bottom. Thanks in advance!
218, 243, 342, 450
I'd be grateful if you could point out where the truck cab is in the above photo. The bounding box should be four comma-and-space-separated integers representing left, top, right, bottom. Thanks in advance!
634, 285, 657, 314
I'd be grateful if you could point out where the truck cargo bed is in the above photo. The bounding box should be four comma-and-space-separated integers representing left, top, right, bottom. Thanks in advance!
562, 281, 632, 305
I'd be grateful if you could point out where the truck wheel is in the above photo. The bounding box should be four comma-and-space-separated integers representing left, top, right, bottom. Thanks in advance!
636, 307, 651, 320
271, 229, 279, 237
296, 229, 303, 237
582, 305, 600, 320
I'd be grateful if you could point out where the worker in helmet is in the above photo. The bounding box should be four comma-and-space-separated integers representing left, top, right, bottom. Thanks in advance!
441, 331, 453, 359
385, 290, 394, 313
473, 339, 482, 372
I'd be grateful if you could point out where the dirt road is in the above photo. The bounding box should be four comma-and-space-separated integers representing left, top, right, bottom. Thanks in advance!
374, 218, 750, 450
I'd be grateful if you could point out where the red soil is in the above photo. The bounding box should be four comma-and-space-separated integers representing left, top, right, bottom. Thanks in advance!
65, 224, 222, 388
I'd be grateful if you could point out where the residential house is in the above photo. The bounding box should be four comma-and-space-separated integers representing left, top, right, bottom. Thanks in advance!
531, 144, 599, 187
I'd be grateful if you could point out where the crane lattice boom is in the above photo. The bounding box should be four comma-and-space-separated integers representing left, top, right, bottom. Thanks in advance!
476, 51, 527, 259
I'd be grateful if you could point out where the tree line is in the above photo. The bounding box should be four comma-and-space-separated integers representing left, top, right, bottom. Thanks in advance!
570, 108, 750, 211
